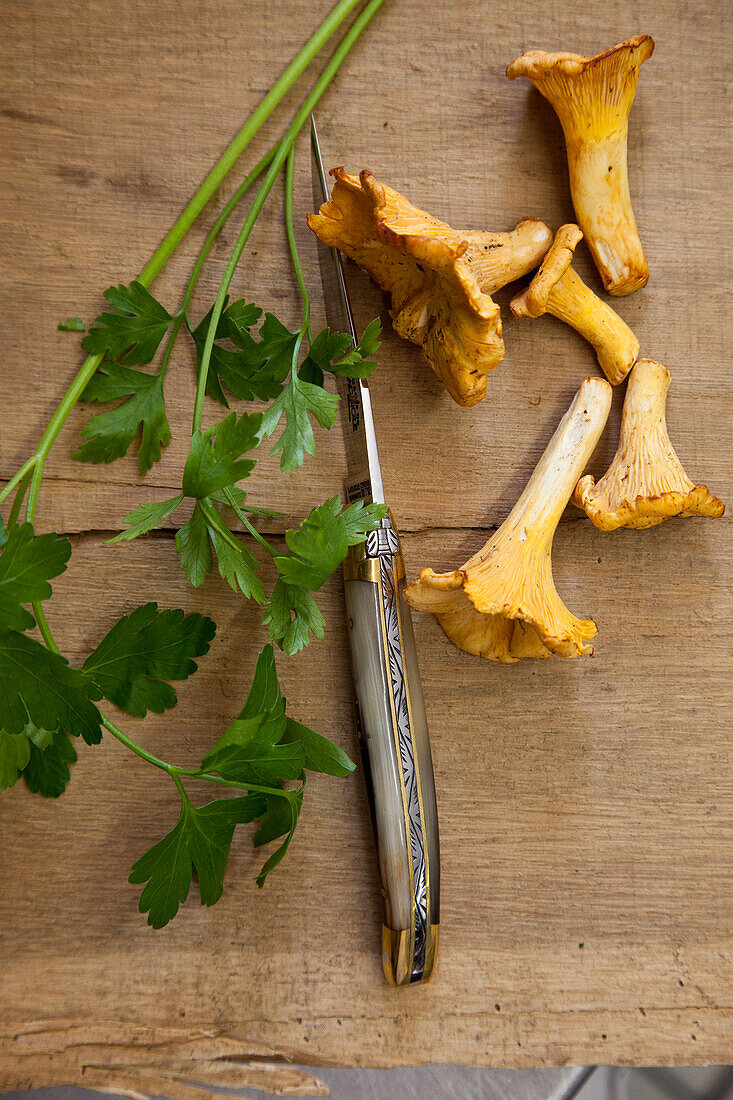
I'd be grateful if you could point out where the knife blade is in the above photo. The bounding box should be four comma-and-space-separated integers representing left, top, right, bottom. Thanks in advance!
310, 115, 440, 986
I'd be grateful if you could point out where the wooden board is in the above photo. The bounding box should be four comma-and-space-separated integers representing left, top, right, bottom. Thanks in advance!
1, 0, 731, 1088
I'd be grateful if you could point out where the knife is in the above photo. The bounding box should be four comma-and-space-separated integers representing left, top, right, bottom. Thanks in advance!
310, 115, 440, 986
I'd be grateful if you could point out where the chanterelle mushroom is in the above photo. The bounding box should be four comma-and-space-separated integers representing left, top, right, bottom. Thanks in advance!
507, 34, 654, 296
405, 377, 612, 661
573, 359, 725, 530
307, 168, 552, 406
511, 224, 640, 385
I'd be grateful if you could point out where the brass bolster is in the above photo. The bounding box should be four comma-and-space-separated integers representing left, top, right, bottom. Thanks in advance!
343, 512, 406, 583
382, 923, 440, 987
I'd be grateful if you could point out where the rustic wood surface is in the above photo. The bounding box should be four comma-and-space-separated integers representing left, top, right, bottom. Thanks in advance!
1, 0, 731, 1088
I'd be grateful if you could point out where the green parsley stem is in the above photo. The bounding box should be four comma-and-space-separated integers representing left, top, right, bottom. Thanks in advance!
101, 714, 293, 801
170, 770, 190, 803
191, 0, 387, 434
171, 767, 297, 802
102, 713, 294, 803
135, 0, 364, 289
0, 455, 39, 509
222, 486, 277, 558
156, 315, 186, 385
284, 146, 311, 342
6, 467, 35, 527
181, 147, 278, 328
11, 0, 365, 523
33, 602, 60, 653
101, 714, 172, 773
159, 146, 278, 382
24, 355, 105, 523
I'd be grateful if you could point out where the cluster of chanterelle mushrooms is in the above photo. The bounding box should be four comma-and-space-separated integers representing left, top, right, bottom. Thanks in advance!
308, 35, 725, 663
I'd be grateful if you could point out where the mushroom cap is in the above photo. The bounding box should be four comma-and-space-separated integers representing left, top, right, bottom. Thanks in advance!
511, 223, 583, 317
573, 359, 725, 529
307, 170, 550, 407
506, 34, 655, 145
574, 476, 725, 530
506, 34, 655, 84
406, 557, 598, 662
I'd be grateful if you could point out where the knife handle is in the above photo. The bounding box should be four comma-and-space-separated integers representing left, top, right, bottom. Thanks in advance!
343, 513, 440, 986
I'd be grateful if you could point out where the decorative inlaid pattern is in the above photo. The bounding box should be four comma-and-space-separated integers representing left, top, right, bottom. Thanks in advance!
366, 518, 428, 981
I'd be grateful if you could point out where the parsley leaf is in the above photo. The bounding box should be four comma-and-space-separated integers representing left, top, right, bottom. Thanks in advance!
225, 299, 263, 338
354, 316, 381, 361
305, 318, 381, 379
252, 790, 298, 848
201, 645, 295, 784
74, 362, 171, 473
182, 411, 261, 499
57, 317, 85, 333
197, 644, 311, 889
239, 642, 282, 716
0, 522, 71, 631
108, 494, 185, 542
0, 630, 103, 744
281, 717, 355, 778
173, 411, 265, 599
129, 794, 266, 928
254, 787, 303, 888
0, 730, 30, 790
263, 577, 325, 655
256, 313, 298, 376
0, 724, 48, 791
303, 329, 352, 376
190, 301, 281, 407
202, 713, 304, 786
204, 505, 264, 601
23, 729, 77, 798
124, 644, 356, 918
200, 645, 355, 887
83, 602, 216, 718
175, 502, 213, 587
81, 281, 174, 364
0, 724, 76, 796
274, 496, 387, 590
207, 738, 304, 787
175, 501, 264, 601
260, 370, 340, 472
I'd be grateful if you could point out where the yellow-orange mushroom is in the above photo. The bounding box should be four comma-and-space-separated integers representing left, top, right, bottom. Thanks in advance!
507, 35, 654, 296
573, 359, 725, 529
307, 168, 552, 406
405, 377, 612, 661
510, 224, 640, 385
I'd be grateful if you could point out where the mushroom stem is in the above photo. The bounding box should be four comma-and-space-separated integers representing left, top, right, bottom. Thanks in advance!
511, 224, 640, 385
497, 377, 611, 535
405, 377, 612, 661
507, 35, 654, 296
547, 265, 639, 385
573, 359, 726, 530
463, 218, 553, 295
569, 127, 645, 296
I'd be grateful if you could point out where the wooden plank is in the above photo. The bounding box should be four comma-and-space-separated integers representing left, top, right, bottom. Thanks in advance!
0, 527, 730, 1074
0, 0, 731, 1081
2, 0, 730, 533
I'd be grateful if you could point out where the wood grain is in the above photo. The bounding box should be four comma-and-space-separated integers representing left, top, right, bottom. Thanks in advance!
0, 0, 731, 1084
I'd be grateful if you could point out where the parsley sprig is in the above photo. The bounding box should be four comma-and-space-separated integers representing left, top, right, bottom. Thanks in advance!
0, 521, 356, 924
0, 0, 388, 926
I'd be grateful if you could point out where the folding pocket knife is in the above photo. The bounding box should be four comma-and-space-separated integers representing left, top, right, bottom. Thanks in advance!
310, 115, 440, 985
